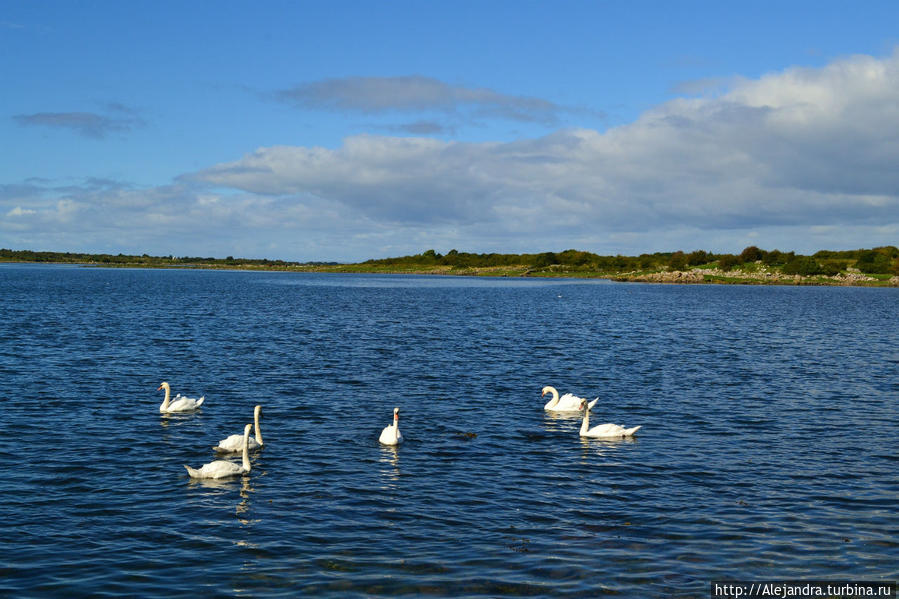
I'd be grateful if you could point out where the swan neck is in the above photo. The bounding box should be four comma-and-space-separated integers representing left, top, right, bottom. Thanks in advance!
389, 420, 400, 443
160, 385, 170, 410
543, 387, 560, 409
580, 409, 589, 435
242, 428, 251, 472
254, 409, 263, 445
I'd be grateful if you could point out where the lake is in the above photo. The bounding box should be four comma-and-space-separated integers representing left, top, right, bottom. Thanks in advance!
1, 264, 896, 597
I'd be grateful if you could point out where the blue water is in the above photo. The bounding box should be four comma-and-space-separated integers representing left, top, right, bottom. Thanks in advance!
1, 264, 897, 597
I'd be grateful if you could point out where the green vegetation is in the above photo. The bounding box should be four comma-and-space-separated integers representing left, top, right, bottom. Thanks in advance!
0, 248, 338, 270
2, 245, 898, 286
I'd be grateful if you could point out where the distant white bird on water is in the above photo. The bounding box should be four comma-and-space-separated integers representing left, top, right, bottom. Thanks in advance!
379, 407, 403, 446
214, 405, 263, 453
185, 423, 252, 479
158, 381, 204, 413
578, 399, 641, 438
542, 386, 598, 412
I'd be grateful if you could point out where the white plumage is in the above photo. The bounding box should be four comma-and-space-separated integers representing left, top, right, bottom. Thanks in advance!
379, 407, 403, 446
158, 381, 204, 413
185, 423, 252, 479
214, 405, 263, 453
542, 386, 598, 412
578, 399, 641, 438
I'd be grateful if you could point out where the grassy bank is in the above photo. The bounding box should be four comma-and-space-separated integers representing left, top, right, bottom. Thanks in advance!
2, 247, 898, 287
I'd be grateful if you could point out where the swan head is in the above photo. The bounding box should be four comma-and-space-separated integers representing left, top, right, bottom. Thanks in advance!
157, 381, 170, 392
254, 405, 262, 417
541, 386, 557, 398
578, 399, 590, 412
393, 407, 400, 420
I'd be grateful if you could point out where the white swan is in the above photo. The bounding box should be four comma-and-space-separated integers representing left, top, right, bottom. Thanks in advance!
542, 386, 598, 412
379, 407, 403, 446
158, 381, 205, 413
578, 399, 640, 438
185, 423, 252, 479
214, 405, 263, 453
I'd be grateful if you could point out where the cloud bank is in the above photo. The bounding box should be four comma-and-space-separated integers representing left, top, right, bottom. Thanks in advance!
4, 51, 898, 261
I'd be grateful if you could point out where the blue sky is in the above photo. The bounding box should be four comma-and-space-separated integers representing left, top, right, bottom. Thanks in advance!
2, 1, 898, 262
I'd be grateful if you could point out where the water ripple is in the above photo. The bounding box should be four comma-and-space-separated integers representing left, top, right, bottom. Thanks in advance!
1, 266, 897, 597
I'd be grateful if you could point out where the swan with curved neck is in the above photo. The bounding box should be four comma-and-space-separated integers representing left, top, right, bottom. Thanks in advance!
185, 423, 252, 479
158, 381, 204, 413
542, 386, 598, 412
379, 407, 403, 446
578, 399, 640, 438
214, 405, 263, 453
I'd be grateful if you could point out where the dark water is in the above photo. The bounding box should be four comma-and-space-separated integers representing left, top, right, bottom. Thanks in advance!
1, 264, 896, 597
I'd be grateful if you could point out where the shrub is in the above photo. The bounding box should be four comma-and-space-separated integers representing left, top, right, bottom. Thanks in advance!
856, 250, 893, 274
739, 245, 764, 263
717, 254, 741, 272
533, 252, 558, 268
782, 256, 822, 276
687, 250, 709, 266
763, 250, 788, 266
819, 260, 842, 277
668, 251, 688, 271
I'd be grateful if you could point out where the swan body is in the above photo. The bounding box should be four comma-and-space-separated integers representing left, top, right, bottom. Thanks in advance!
158, 381, 204, 413
214, 405, 263, 453
542, 386, 598, 412
578, 399, 640, 438
185, 423, 252, 479
379, 407, 403, 446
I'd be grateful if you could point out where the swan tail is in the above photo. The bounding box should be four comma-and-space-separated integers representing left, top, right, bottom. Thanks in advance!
195, 397, 205, 407
587, 398, 599, 409
623, 425, 641, 437
184, 465, 201, 478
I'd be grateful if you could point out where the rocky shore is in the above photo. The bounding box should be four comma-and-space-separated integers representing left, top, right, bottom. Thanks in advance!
613, 267, 899, 287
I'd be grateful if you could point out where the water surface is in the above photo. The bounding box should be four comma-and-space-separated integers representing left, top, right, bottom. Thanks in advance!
1, 265, 896, 597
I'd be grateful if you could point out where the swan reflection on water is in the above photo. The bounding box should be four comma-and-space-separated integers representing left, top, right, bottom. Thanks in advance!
378, 444, 401, 486
159, 411, 205, 428
541, 410, 585, 436
579, 436, 636, 461
185, 471, 252, 491
186, 473, 256, 524
235, 476, 255, 525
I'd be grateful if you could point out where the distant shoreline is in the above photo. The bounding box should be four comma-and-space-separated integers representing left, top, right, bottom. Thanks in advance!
3, 246, 898, 287
3, 258, 898, 287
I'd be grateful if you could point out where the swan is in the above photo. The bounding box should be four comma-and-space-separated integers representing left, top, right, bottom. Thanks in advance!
158, 381, 205, 413
214, 405, 263, 453
379, 407, 403, 446
542, 386, 598, 412
578, 399, 641, 438
185, 423, 252, 479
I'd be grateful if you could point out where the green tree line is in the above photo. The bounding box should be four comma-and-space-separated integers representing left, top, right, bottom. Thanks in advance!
366, 246, 899, 275
2, 245, 898, 275
0, 249, 337, 268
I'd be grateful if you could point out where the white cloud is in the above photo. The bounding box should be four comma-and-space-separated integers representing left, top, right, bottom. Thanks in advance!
5, 50, 899, 260
6, 206, 36, 217
196, 51, 899, 229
